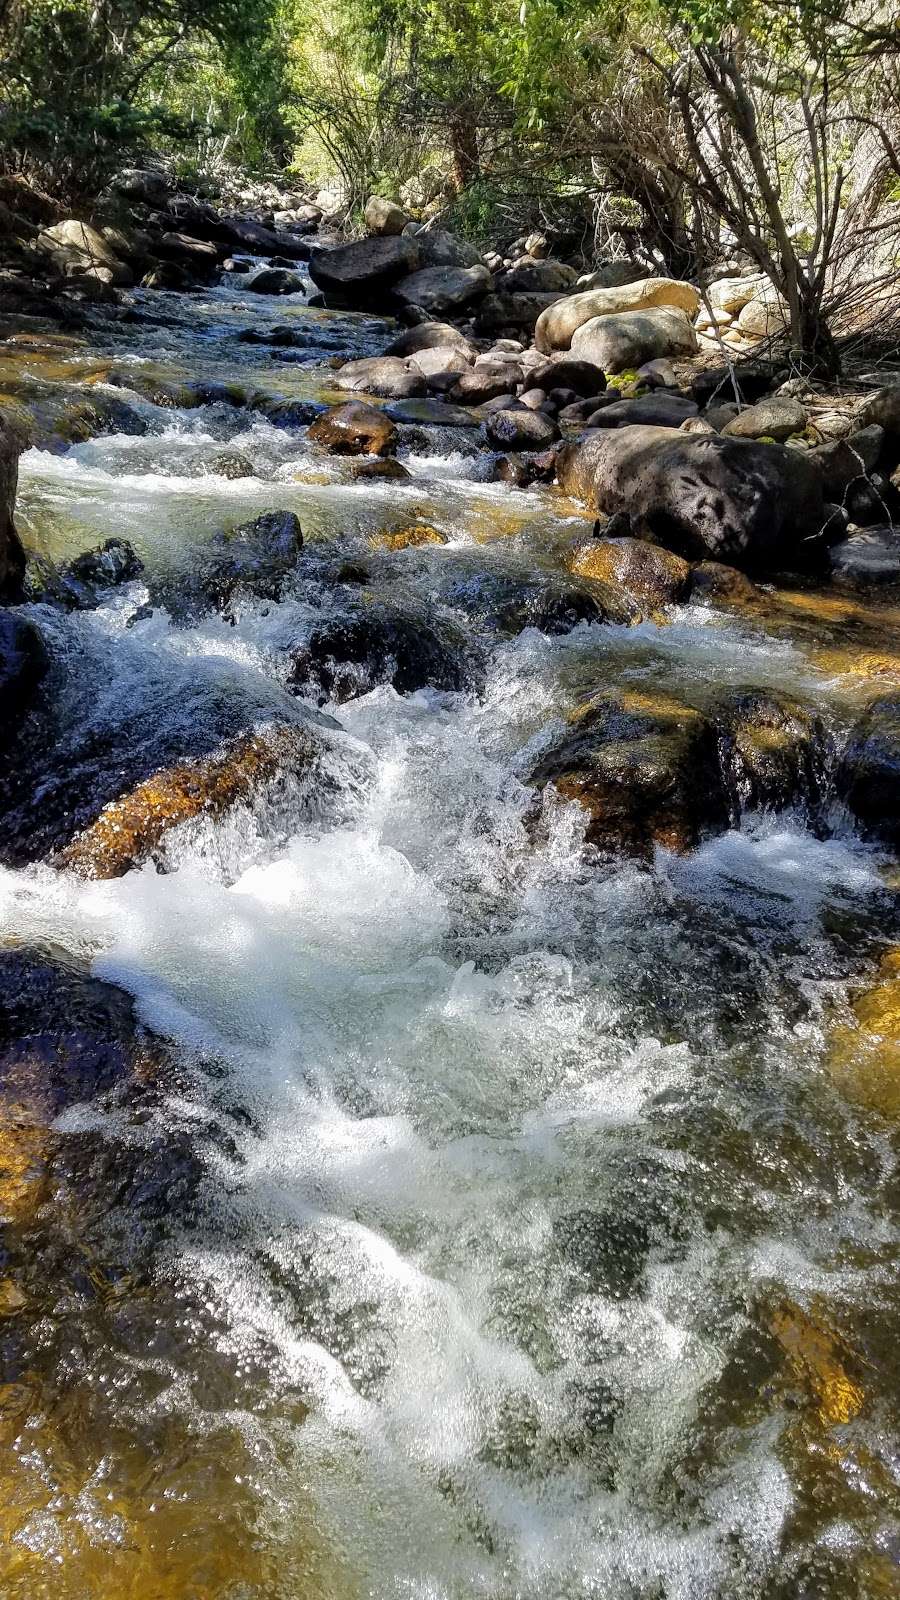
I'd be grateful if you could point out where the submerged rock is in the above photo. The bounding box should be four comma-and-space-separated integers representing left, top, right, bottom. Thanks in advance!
56, 723, 327, 878
245, 267, 304, 295
307, 402, 398, 456
717, 688, 826, 814
439, 567, 634, 635
556, 425, 829, 573
201, 510, 303, 609
289, 603, 472, 704
25, 537, 143, 610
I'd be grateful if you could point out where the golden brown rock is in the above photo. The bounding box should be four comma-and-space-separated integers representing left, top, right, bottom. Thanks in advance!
568, 537, 691, 611
56, 725, 323, 879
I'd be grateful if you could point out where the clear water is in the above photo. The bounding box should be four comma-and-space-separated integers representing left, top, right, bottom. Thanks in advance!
0, 272, 898, 1600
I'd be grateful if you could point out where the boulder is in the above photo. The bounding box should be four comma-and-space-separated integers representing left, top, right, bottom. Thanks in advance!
484, 409, 560, 451
571, 307, 698, 372
110, 167, 173, 206
56, 724, 326, 878
497, 258, 578, 294
36, 219, 131, 285
385, 321, 476, 358
308, 236, 420, 306
737, 295, 790, 338
858, 386, 900, 436
439, 568, 634, 634
568, 537, 691, 611
837, 697, 900, 846
415, 229, 484, 269
688, 560, 761, 607
809, 425, 884, 499
365, 195, 409, 236
721, 397, 807, 441
156, 231, 220, 276
530, 356, 607, 397
222, 218, 311, 260
529, 686, 728, 855
307, 402, 398, 456
576, 261, 649, 291
0, 609, 48, 736
707, 274, 769, 314
587, 394, 699, 429
555, 425, 829, 572
392, 264, 491, 315
718, 688, 825, 814
535, 277, 701, 354
34, 538, 143, 611
829, 525, 900, 586
289, 604, 471, 703
0, 418, 25, 599
474, 292, 565, 334
246, 267, 304, 295
352, 458, 412, 482
334, 356, 426, 399
450, 367, 524, 406
409, 346, 473, 387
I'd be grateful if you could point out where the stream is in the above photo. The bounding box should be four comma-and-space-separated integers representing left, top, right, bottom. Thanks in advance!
0, 263, 898, 1599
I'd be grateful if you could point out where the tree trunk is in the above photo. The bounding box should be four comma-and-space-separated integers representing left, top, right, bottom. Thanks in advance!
449, 107, 479, 192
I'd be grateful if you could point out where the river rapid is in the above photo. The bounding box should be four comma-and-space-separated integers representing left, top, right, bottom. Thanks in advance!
0, 264, 898, 1599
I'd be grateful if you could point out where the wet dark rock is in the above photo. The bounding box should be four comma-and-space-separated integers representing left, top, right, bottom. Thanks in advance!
0, 608, 48, 734
829, 525, 900, 586
351, 457, 412, 482
25, 537, 143, 611
687, 560, 761, 607
0, 948, 160, 1111
257, 397, 327, 429
484, 408, 560, 451
837, 697, 900, 846
307, 402, 398, 456
309, 236, 420, 307
491, 447, 560, 488
334, 356, 425, 399
201, 510, 303, 610
289, 603, 472, 704
440, 568, 632, 635
237, 325, 298, 345
56, 723, 327, 878
0, 416, 25, 598
246, 267, 304, 295
529, 686, 729, 855
567, 536, 691, 611
556, 425, 829, 573
156, 231, 220, 276
717, 688, 826, 815
689, 361, 777, 408
222, 217, 312, 259
141, 260, 192, 291
385, 397, 478, 428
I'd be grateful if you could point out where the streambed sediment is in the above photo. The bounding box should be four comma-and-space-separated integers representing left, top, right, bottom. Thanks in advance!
0, 261, 898, 1600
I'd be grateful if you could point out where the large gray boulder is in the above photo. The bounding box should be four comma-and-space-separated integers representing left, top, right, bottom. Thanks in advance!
0, 418, 25, 599
474, 292, 563, 333
571, 308, 698, 373
392, 264, 491, 314
36, 219, 132, 285
308, 235, 421, 306
334, 356, 426, 399
556, 424, 829, 572
416, 229, 484, 269
535, 277, 701, 353
364, 195, 409, 236
384, 321, 476, 358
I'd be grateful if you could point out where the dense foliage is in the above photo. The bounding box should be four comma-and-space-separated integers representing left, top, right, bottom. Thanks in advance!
1, 0, 898, 368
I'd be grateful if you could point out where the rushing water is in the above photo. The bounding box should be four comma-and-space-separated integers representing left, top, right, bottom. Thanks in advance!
0, 265, 898, 1599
